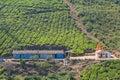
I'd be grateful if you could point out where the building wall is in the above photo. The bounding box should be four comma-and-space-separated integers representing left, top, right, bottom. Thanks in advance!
13, 53, 65, 59
55, 54, 64, 59
21, 54, 35, 59
13, 54, 21, 59
0, 58, 3, 62
40, 54, 54, 59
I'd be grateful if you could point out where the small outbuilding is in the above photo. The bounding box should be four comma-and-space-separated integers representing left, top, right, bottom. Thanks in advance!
13, 50, 65, 59
95, 43, 112, 58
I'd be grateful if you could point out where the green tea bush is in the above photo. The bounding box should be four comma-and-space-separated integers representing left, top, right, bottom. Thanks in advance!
80, 60, 120, 80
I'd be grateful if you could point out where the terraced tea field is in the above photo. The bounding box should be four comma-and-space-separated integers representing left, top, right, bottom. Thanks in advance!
69, 0, 120, 50
0, 0, 96, 56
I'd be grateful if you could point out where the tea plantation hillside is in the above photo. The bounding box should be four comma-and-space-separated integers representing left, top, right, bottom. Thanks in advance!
0, 0, 97, 56
69, 0, 120, 50
80, 60, 120, 80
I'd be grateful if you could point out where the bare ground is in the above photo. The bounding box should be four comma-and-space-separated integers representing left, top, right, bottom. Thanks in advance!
0, 59, 100, 80
63, 0, 100, 43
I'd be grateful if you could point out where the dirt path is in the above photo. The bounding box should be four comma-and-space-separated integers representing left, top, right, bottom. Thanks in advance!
70, 55, 118, 60
64, 0, 100, 42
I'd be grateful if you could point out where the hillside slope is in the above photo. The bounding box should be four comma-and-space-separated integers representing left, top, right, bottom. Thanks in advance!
69, 0, 120, 50
80, 60, 120, 80
64, 0, 100, 42
0, 0, 97, 56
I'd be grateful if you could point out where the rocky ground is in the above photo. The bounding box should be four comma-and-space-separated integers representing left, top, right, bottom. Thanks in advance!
0, 59, 100, 80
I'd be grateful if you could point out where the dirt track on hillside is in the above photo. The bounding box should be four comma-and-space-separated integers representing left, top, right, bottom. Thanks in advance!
63, 0, 100, 42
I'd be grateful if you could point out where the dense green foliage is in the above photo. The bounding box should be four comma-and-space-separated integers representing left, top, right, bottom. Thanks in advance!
70, 0, 120, 50
24, 72, 75, 80
0, 0, 97, 56
80, 60, 120, 80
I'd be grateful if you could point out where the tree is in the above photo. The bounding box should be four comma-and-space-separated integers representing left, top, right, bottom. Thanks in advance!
20, 59, 25, 68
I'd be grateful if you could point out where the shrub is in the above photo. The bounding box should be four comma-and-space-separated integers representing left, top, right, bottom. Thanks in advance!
24, 75, 41, 80
20, 59, 25, 68
36, 62, 53, 70
0, 68, 4, 74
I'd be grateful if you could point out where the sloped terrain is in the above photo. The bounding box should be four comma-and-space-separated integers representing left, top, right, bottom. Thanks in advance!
69, 0, 120, 50
0, 59, 99, 80
64, 0, 100, 42
0, 0, 97, 56
80, 60, 120, 80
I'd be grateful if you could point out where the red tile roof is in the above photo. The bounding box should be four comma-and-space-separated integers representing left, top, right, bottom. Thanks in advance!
95, 43, 102, 51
